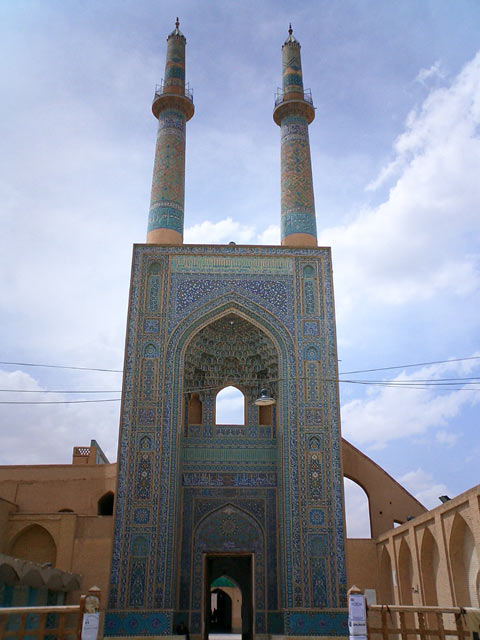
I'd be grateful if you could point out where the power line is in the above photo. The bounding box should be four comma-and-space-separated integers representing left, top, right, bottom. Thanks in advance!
2, 355, 479, 377
2, 377, 480, 397
344, 380, 480, 391
0, 398, 121, 405
0, 361, 122, 373
0, 389, 121, 393
339, 355, 480, 375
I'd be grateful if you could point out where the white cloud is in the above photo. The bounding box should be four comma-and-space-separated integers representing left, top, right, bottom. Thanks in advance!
184, 218, 255, 244
257, 224, 280, 245
435, 429, 458, 446
322, 51, 480, 313
184, 219, 281, 246
341, 356, 480, 449
0, 369, 120, 465
415, 60, 446, 86
398, 468, 450, 510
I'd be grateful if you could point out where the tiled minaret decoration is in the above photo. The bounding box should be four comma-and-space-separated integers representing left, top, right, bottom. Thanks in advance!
273, 26, 318, 247
147, 19, 194, 245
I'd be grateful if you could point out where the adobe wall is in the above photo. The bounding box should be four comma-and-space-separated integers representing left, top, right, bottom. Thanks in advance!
0, 498, 17, 551
341, 439, 427, 537
0, 462, 116, 514
376, 484, 480, 607
0, 462, 116, 603
346, 539, 378, 592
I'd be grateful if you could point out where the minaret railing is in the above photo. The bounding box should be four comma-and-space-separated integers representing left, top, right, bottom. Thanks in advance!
154, 81, 193, 103
274, 87, 313, 107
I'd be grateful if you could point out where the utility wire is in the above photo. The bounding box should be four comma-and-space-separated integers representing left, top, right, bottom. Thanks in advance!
2, 355, 479, 376
1, 375, 480, 395
2, 380, 480, 404
0, 399, 121, 405
0, 356, 479, 403
0, 389, 121, 393
2, 377, 480, 397
339, 355, 480, 375
0, 361, 122, 373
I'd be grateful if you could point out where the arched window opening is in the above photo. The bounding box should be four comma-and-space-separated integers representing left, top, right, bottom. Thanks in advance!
98, 491, 114, 516
215, 386, 245, 425
343, 477, 371, 538
9, 525, 57, 566
188, 393, 203, 425
394, 520, 403, 528
450, 514, 479, 606
258, 403, 272, 426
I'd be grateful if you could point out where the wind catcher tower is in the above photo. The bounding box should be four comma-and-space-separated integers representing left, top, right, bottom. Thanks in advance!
105, 21, 347, 640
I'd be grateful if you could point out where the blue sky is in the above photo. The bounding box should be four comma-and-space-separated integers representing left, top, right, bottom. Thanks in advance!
1, 1, 479, 536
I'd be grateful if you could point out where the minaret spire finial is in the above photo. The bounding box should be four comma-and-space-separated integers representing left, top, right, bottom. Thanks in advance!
288, 23, 293, 36
175, 17, 180, 29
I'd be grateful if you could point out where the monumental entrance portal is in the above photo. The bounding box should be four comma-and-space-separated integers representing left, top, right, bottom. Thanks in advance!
105, 21, 347, 640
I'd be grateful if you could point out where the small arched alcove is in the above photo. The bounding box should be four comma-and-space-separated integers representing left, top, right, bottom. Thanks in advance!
188, 392, 203, 425
343, 477, 371, 538
98, 491, 114, 516
215, 386, 245, 425
9, 524, 57, 566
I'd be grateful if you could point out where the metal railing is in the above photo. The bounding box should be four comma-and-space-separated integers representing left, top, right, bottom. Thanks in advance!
275, 87, 313, 107
154, 81, 193, 102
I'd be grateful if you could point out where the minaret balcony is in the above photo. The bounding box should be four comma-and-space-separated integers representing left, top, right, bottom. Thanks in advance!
152, 81, 194, 120
154, 81, 193, 103
273, 87, 315, 125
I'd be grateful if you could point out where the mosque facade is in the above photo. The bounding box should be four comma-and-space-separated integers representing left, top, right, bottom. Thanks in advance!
106, 21, 346, 638
0, 21, 479, 640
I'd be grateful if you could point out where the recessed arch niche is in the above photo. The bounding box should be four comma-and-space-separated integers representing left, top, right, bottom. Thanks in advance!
420, 527, 439, 605
398, 538, 414, 605
378, 546, 394, 604
183, 313, 279, 434
449, 513, 479, 606
9, 524, 57, 566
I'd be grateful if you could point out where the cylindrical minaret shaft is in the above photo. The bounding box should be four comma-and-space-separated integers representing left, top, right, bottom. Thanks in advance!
273, 26, 317, 248
147, 19, 194, 245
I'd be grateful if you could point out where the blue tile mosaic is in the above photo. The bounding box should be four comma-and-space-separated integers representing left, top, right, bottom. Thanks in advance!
107, 244, 346, 634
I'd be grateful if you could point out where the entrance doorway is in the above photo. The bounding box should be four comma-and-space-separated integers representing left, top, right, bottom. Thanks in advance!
211, 588, 233, 632
204, 554, 253, 640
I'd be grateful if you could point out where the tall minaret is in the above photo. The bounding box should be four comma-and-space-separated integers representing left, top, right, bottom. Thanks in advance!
273, 25, 317, 247
147, 19, 194, 245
